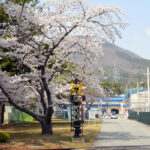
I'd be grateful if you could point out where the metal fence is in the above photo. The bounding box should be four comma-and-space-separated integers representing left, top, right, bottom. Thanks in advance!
9, 109, 69, 122
9, 108, 34, 122
129, 111, 150, 125
52, 110, 68, 119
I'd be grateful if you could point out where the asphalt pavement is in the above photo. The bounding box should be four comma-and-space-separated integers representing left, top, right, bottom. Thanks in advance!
92, 119, 150, 149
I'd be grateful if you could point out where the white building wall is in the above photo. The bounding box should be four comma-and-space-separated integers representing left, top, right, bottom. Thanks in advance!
4, 106, 12, 124
130, 90, 150, 111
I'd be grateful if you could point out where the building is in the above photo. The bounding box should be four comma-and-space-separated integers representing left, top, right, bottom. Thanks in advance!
87, 96, 128, 119
126, 88, 150, 112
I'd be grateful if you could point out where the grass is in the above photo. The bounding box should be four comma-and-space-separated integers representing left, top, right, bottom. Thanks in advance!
0, 119, 101, 149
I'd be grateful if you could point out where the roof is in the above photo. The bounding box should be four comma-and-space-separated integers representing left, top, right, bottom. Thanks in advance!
93, 103, 120, 106
102, 103, 121, 106
126, 88, 148, 98
89, 107, 99, 110
123, 104, 129, 107
93, 103, 128, 107
95, 97, 126, 102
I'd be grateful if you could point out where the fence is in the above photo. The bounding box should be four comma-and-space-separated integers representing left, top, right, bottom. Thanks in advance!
5, 105, 92, 123
52, 110, 68, 119
9, 109, 69, 122
129, 111, 150, 125
9, 108, 34, 122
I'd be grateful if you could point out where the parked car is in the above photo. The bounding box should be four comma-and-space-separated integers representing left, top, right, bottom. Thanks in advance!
110, 113, 118, 119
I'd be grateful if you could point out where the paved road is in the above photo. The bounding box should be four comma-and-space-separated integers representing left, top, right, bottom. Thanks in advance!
92, 119, 150, 149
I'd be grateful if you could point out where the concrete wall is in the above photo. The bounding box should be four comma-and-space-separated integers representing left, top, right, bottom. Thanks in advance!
129, 111, 150, 125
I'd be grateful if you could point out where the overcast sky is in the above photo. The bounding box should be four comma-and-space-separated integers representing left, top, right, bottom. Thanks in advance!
87, 0, 150, 60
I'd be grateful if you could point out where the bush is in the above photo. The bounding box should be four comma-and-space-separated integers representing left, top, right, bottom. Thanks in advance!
0, 132, 10, 142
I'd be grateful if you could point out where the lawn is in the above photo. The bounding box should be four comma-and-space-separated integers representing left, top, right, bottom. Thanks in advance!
0, 119, 101, 149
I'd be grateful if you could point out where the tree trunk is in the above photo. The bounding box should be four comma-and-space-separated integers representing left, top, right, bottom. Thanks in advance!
41, 120, 53, 135
41, 107, 54, 135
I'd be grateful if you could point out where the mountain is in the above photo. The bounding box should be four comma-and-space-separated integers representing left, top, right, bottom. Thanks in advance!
100, 42, 150, 86
101, 42, 150, 73
72, 41, 149, 87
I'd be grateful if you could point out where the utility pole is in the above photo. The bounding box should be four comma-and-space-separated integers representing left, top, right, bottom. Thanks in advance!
147, 67, 150, 106
144, 67, 150, 111
137, 82, 139, 114
129, 87, 132, 109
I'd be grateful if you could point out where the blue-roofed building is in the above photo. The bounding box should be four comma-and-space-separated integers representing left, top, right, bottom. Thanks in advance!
88, 96, 128, 119
89, 87, 150, 118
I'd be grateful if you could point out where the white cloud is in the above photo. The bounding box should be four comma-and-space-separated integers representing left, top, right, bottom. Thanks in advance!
145, 27, 150, 36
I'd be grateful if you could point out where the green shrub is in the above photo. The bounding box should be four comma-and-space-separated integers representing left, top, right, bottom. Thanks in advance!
0, 132, 10, 142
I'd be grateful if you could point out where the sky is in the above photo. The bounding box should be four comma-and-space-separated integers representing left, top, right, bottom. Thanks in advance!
39, 0, 150, 60
87, 0, 150, 60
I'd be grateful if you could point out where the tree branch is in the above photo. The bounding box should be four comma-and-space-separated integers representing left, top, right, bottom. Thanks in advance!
38, 82, 47, 115
0, 84, 43, 122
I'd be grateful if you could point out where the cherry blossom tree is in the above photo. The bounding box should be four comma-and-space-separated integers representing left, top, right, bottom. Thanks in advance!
0, 0, 126, 135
